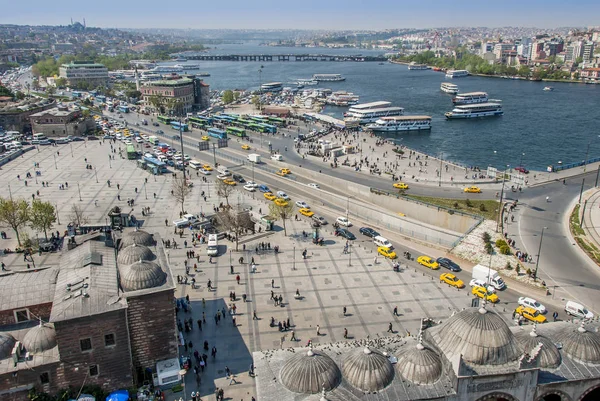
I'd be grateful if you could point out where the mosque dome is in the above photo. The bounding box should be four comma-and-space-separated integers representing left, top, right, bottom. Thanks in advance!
396, 340, 443, 385
0, 332, 16, 359
341, 347, 394, 392
117, 244, 155, 265
431, 306, 521, 365
515, 326, 561, 369
556, 323, 600, 365
120, 229, 154, 248
119, 260, 166, 291
22, 323, 57, 353
280, 348, 342, 394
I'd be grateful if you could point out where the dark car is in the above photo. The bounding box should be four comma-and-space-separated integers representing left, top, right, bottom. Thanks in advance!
153, 122, 160, 127
335, 227, 356, 240
87, 136, 99, 140
359, 227, 380, 238
171, 135, 180, 140
436, 257, 461, 272
258, 184, 270, 193
232, 174, 245, 183
156, 130, 164, 134
71, 137, 85, 142
515, 166, 529, 174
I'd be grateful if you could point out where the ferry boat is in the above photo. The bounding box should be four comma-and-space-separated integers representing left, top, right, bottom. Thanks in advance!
312, 74, 345, 82
326, 91, 360, 106
344, 101, 404, 123
366, 116, 432, 132
440, 82, 459, 94
452, 92, 488, 105
543, 86, 554, 91
408, 62, 430, 70
296, 79, 318, 85
445, 69, 469, 78
174, 64, 201, 70
445, 102, 503, 119
150, 66, 183, 73
261, 82, 283, 92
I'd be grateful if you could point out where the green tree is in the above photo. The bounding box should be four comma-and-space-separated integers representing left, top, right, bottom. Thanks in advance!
15, 91, 25, 100
0, 198, 30, 246
46, 86, 56, 96
29, 200, 56, 240
148, 95, 165, 114
125, 90, 142, 99
222, 90, 234, 104
233, 91, 241, 101
269, 201, 295, 236
54, 77, 67, 88
251, 95, 260, 110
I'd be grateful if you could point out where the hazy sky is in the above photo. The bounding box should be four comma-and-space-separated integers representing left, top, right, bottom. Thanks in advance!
3, 0, 599, 30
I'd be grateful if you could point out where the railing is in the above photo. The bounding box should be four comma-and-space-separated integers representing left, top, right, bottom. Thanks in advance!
552, 156, 600, 172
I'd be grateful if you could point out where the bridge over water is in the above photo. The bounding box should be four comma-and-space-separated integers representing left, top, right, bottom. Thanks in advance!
183, 54, 387, 62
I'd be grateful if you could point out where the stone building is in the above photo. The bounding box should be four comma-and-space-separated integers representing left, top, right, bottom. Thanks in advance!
254, 305, 600, 401
58, 61, 108, 88
0, 98, 55, 134
0, 229, 177, 400
29, 105, 95, 137
141, 75, 210, 115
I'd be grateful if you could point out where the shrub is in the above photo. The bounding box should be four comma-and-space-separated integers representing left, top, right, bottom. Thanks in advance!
515, 264, 521, 274
526, 268, 532, 276
505, 262, 513, 270
466, 198, 473, 207
485, 242, 494, 254
453, 202, 459, 208
482, 232, 491, 243
499, 245, 511, 255
479, 203, 487, 212
496, 239, 508, 248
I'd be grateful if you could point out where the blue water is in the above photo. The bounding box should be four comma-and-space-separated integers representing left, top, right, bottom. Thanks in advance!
170, 42, 600, 170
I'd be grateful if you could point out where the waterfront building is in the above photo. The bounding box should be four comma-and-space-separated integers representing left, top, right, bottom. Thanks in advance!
580, 68, 600, 80
481, 42, 495, 54
583, 42, 595, 62
58, 61, 109, 88
29, 104, 95, 137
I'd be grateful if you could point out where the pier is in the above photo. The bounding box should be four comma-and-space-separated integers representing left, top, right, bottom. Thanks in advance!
182, 54, 387, 62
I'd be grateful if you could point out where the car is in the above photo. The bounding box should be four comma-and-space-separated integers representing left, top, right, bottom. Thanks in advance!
276, 168, 291, 176
472, 286, 499, 303
223, 178, 236, 186
245, 181, 258, 188
312, 215, 327, 225
217, 173, 230, 180
515, 306, 547, 323
243, 184, 256, 192
153, 122, 159, 126
276, 191, 290, 200
336, 217, 351, 227
464, 186, 482, 193
359, 227, 379, 238
515, 166, 529, 174
335, 227, 356, 240
469, 278, 495, 292
417, 255, 439, 270
124, 140, 133, 145
564, 301, 594, 319
183, 155, 191, 161
202, 164, 213, 171
156, 130, 164, 134
135, 137, 143, 143
518, 297, 547, 314
378, 247, 397, 259
232, 174, 245, 183
393, 182, 409, 190
144, 143, 151, 148
258, 185, 270, 193
171, 135, 180, 140
241, 144, 251, 150
274, 198, 289, 206
307, 183, 320, 189
299, 208, 314, 217
436, 257, 461, 272
202, 136, 210, 141
440, 273, 465, 288
295, 201, 309, 209
103, 134, 114, 140
264, 192, 276, 201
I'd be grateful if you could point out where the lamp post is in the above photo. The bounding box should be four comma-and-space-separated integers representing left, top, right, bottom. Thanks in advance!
583, 136, 600, 173
518, 152, 525, 169
533, 227, 548, 281
258, 66, 263, 111
293, 246, 296, 270
144, 183, 148, 200
179, 117, 186, 182
94, 166, 98, 183
348, 241, 352, 267
56, 203, 60, 224
494, 151, 509, 233
438, 152, 443, 187
77, 182, 82, 201
53, 153, 57, 169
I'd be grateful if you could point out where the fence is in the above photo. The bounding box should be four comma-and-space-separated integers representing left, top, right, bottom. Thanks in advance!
552, 156, 600, 172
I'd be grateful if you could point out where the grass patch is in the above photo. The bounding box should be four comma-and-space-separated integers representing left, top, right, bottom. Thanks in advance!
404, 195, 499, 220
570, 204, 600, 264
569, 204, 585, 236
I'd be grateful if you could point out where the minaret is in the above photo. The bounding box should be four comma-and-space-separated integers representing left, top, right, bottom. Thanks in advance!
135, 66, 140, 91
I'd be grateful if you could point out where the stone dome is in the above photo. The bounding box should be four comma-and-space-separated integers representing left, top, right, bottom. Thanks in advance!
0, 332, 16, 359
119, 260, 166, 291
432, 306, 521, 365
556, 323, 600, 365
280, 348, 342, 394
120, 229, 154, 248
342, 347, 394, 392
515, 326, 561, 369
396, 340, 443, 385
22, 323, 57, 353
117, 244, 155, 265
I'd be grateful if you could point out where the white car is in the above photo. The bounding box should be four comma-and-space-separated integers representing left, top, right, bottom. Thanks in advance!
518, 297, 547, 314
307, 183, 320, 189
184, 154, 191, 161
469, 278, 496, 293
295, 201, 309, 209
199, 168, 211, 175
135, 137, 143, 143
276, 191, 290, 200
124, 140, 133, 145
245, 181, 258, 188
217, 174, 229, 180
243, 184, 256, 192
336, 217, 351, 227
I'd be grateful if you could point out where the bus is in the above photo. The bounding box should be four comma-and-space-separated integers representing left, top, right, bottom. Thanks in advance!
118, 105, 130, 113
126, 144, 137, 160
259, 123, 277, 134
142, 155, 168, 174
226, 126, 246, 137
71, 91, 83, 98
248, 123, 266, 133
268, 116, 285, 126
188, 117, 207, 129
96, 95, 106, 103
250, 115, 269, 123
157, 115, 172, 124
170, 121, 189, 132
196, 115, 213, 124
208, 128, 227, 140
189, 160, 203, 170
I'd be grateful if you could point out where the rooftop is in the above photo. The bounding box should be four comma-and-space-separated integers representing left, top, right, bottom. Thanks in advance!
61, 63, 107, 68
144, 78, 193, 87
30, 107, 78, 118
0, 267, 58, 312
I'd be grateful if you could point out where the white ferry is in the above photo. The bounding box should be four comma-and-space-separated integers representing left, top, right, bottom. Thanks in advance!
408, 62, 430, 70
344, 101, 404, 123
312, 74, 345, 82
261, 82, 283, 92
445, 102, 503, 119
445, 69, 470, 78
151, 66, 183, 73
452, 92, 488, 105
440, 82, 459, 94
296, 79, 318, 85
366, 116, 432, 132
326, 91, 360, 106
174, 64, 201, 70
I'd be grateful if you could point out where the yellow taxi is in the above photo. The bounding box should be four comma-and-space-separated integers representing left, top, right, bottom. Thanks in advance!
276, 168, 291, 176
393, 182, 409, 190
472, 286, 499, 303
202, 136, 210, 141
464, 186, 482, 193
274, 198, 289, 207
515, 306, 547, 323
264, 192, 276, 201
202, 165, 213, 171
417, 255, 440, 270
299, 208, 314, 217
93, 115, 101, 120
378, 247, 397, 259
440, 273, 465, 288
241, 144, 251, 150
223, 178, 236, 186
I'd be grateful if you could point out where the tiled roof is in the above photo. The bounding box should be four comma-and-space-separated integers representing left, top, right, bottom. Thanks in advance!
0, 267, 58, 311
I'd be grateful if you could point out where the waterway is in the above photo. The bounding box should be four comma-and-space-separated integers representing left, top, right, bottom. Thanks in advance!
164, 42, 600, 170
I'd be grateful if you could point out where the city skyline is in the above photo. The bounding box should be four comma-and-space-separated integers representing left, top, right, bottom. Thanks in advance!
2, 0, 600, 30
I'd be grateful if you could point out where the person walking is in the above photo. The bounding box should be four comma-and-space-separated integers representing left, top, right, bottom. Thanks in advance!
316, 325, 321, 336
393, 306, 399, 316
253, 310, 258, 320
343, 306, 347, 316
553, 311, 558, 322
387, 322, 393, 333
271, 279, 275, 288
290, 330, 296, 341
343, 328, 348, 339
236, 274, 241, 285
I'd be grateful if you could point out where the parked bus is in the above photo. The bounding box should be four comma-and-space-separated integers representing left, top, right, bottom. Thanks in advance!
259, 123, 277, 134
142, 155, 167, 174
157, 115, 172, 124
268, 116, 285, 126
170, 121, 189, 132
96, 95, 106, 103
118, 105, 130, 113
126, 144, 137, 160
226, 126, 246, 137
248, 123, 265, 132
250, 115, 269, 123
189, 117, 207, 129
208, 128, 227, 140
148, 136, 159, 145
71, 91, 83, 98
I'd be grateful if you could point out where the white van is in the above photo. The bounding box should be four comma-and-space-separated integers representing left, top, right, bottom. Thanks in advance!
217, 166, 230, 175
207, 234, 219, 256
189, 160, 203, 170
565, 301, 594, 319
373, 236, 393, 249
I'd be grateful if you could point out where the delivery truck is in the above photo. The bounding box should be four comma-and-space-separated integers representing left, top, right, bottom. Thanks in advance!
472, 264, 506, 290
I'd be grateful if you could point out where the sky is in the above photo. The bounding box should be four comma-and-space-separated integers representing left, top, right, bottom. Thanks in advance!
2, 0, 600, 30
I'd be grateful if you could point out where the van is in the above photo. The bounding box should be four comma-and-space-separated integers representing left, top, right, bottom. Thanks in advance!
217, 166, 230, 175
207, 234, 219, 256
565, 301, 594, 319
373, 236, 393, 249
189, 160, 202, 170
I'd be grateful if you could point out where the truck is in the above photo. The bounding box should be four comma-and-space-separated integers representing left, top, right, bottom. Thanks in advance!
173, 214, 199, 228
471, 264, 506, 290
247, 153, 261, 164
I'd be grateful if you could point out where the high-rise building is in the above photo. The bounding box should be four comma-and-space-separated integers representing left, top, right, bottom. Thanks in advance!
583, 41, 595, 61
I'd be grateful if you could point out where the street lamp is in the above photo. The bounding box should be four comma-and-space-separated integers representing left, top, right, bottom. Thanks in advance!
533, 227, 548, 281
438, 152, 444, 187
494, 151, 509, 233
518, 152, 525, 169
77, 182, 82, 201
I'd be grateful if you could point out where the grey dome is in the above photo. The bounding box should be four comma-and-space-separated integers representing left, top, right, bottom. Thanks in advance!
342, 347, 394, 392
0, 332, 16, 359
120, 260, 166, 291
396, 341, 443, 385
121, 230, 154, 248
280, 348, 342, 394
117, 244, 155, 265
432, 306, 521, 365
515, 326, 561, 369
22, 323, 57, 353
556, 323, 600, 365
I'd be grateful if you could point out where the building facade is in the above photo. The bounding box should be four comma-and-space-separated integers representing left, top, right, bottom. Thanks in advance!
59, 61, 108, 88
0, 98, 55, 134
141, 77, 194, 115
29, 105, 95, 137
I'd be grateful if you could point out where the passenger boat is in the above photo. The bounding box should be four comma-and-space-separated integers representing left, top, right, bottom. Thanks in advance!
261, 82, 283, 92
344, 101, 404, 124
452, 92, 488, 105
173, 64, 200, 70
326, 91, 360, 106
296, 79, 318, 85
408, 62, 430, 70
312, 74, 345, 82
440, 83, 459, 94
543, 86, 554, 91
366, 116, 432, 131
151, 66, 183, 73
445, 102, 503, 119
445, 69, 469, 78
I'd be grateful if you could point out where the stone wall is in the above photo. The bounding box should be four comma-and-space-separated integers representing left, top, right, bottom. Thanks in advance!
0, 362, 61, 401
0, 102, 55, 134
31, 117, 95, 137
0, 303, 52, 326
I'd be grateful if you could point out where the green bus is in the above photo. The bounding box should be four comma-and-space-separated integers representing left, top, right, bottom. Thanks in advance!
250, 115, 269, 123
248, 123, 267, 133
188, 117, 207, 129
157, 115, 172, 124
126, 144, 137, 160
226, 126, 246, 137
268, 116, 285, 126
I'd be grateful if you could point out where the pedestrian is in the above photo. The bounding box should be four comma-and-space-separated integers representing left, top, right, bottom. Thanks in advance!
387, 322, 393, 333
393, 306, 399, 316
316, 325, 320, 335
343, 306, 347, 316
253, 310, 258, 320
344, 328, 348, 339
290, 330, 296, 341
230, 265, 234, 274
271, 279, 275, 288
236, 274, 241, 285
197, 319, 202, 331
553, 311, 558, 322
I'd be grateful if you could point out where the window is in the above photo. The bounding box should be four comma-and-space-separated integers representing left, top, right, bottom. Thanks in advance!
80, 338, 92, 352
89, 365, 99, 377
14, 309, 30, 323
40, 372, 50, 384
104, 333, 115, 347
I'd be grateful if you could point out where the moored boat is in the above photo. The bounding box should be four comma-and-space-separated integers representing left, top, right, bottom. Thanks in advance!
445, 102, 503, 119
366, 115, 432, 131
441, 82, 459, 94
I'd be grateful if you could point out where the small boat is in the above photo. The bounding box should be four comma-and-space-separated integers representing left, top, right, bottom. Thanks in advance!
378, 62, 385, 65
543, 86, 554, 91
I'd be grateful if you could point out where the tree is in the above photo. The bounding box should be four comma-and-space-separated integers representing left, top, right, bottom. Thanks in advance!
222, 90, 234, 105
216, 179, 235, 207
15, 91, 25, 100
29, 200, 56, 240
269, 201, 295, 236
149, 95, 165, 114
125, 90, 142, 100
233, 91, 241, 101
46, 86, 56, 96
69, 204, 89, 227
0, 198, 30, 246
55, 77, 68, 88
171, 175, 192, 213
216, 207, 253, 251
166, 98, 184, 117
251, 95, 260, 110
